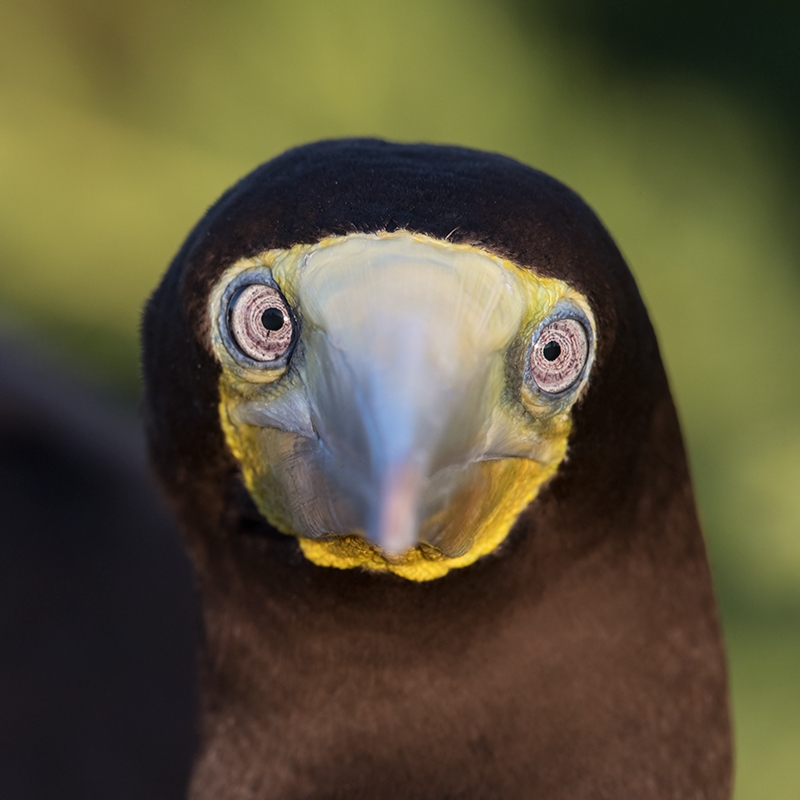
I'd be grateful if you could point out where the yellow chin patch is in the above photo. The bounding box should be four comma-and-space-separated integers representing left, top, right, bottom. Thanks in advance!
212, 231, 593, 582
219, 389, 571, 581
296, 452, 566, 581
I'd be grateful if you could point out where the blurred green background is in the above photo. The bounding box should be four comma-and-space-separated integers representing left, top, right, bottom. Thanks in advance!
1, 0, 798, 795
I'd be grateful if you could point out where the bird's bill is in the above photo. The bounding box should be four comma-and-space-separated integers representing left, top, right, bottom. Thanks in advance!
283, 234, 525, 554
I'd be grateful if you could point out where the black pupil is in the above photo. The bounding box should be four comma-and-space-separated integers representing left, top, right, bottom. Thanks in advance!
543, 340, 561, 361
261, 307, 284, 331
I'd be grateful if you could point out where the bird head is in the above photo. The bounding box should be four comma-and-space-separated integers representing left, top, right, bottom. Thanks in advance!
207, 231, 594, 579
140, 141, 731, 798
142, 139, 651, 584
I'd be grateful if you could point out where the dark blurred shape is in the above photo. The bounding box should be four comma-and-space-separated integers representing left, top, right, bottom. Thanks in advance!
0, 334, 197, 799
513, 0, 800, 190
528, 0, 799, 120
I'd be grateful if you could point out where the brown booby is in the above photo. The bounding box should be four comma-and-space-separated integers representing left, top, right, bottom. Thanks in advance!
142, 139, 732, 798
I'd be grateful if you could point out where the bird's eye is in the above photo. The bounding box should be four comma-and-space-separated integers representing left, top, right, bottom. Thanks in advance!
228, 284, 295, 363
529, 318, 589, 394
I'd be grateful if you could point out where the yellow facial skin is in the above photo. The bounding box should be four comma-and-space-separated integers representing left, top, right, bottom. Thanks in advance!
210, 232, 595, 581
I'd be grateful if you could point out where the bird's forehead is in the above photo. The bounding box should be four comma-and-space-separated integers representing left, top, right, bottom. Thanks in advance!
281, 232, 521, 336
217, 231, 586, 335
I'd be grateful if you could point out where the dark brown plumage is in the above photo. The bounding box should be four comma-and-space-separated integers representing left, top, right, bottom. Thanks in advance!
143, 139, 732, 798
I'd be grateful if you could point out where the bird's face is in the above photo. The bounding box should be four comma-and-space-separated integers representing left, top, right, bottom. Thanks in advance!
209, 231, 595, 580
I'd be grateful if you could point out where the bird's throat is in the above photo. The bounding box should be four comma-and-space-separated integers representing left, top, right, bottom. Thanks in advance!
219, 401, 570, 581
295, 454, 565, 580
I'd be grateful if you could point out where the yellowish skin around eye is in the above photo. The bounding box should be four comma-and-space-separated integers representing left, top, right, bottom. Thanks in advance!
213, 232, 593, 581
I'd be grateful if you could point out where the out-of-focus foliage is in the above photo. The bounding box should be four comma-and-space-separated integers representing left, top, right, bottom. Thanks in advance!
1, 0, 798, 796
